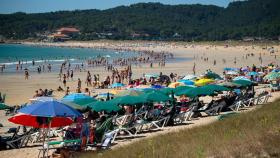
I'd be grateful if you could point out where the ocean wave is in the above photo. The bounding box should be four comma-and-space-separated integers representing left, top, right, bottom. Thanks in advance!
0, 58, 77, 65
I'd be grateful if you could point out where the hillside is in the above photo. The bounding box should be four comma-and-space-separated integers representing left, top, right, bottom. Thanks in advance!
0, 0, 280, 41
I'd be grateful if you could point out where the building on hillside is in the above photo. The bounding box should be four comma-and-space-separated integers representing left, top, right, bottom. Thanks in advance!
47, 27, 80, 42
56, 27, 80, 37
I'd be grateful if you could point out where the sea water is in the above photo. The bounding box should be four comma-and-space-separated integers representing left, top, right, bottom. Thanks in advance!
0, 44, 137, 73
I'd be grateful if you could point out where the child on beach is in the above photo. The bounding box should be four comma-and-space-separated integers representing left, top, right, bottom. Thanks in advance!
24, 69, 29, 80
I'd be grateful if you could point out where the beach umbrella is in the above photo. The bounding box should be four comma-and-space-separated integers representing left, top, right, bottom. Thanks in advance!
151, 85, 165, 89
133, 85, 154, 92
111, 83, 125, 88
174, 86, 195, 95
110, 89, 123, 95
0, 103, 11, 110
195, 78, 215, 86
137, 91, 170, 102
202, 84, 230, 92
246, 71, 259, 76
88, 101, 121, 112
110, 95, 143, 105
224, 68, 238, 71
168, 82, 185, 88
30, 97, 56, 103
219, 82, 242, 88
264, 72, 280, 80
233, 80, 255, 87
175, 87, 214, 97
145, 74, 159, 79
271, 69, 280, 73
9, 113, 73, 128
158, 87, 174, 95
241, 67, 249, 72
62, 93, 95, 102
233, 76, 251, 81
178, 79, 195, 85
204, 71, 222, 80
19, 101, 82, 118
61, 93, 96, 110
95, 93, 114, 99
176, 84, 229, 97
12, 100, 81, 158
226, 71, 239, 75
115, 90, 144, 96
182, 74, 197, 80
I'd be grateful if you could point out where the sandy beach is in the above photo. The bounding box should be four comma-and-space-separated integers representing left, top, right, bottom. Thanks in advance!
1, 41, 280, 105
0, 41, 280, 158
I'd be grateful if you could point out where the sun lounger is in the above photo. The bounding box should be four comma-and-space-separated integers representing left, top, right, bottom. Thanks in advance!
5, 127, 36, 149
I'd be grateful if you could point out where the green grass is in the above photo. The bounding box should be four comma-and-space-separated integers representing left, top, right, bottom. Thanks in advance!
81, 100, 280, 158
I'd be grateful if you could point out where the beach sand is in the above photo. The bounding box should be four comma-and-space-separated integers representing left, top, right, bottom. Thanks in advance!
0, 41, 279, 157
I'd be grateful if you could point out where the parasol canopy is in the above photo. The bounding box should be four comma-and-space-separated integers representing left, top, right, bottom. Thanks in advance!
9, 113, 73, 128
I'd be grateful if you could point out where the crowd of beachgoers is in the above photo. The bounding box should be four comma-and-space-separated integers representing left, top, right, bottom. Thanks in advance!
0, 60, 279, 157
0, 41, 279, 158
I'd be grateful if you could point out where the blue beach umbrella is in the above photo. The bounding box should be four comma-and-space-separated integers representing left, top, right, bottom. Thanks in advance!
178, 79, 195, 85
19, 101, 82, 117
111, 83, 125, 88
233, 76, 251, 81
62, 93, 93, 101
246, 71, 259, 76
151, 85, 165, 89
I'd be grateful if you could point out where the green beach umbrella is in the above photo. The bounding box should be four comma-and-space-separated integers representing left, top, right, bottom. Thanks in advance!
264, 72, 280, 81
0, 103, 11, 110
233, 80, 255, 87
174, 86, 195, 95
158, 87, 174, 95
111, 95, 143, 105
137, 91, 170, 102
115, 90, 144, 97
176, 84, 228, 97
61, 93, 97, 110
88, 100, 121, 112
202, 84, 230, 92
176, 87, 214, 97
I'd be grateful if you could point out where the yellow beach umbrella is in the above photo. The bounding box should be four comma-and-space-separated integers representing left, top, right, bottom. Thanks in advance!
110, 89, 124, 95
168, 82, 185, 88
195, 78, 214, 86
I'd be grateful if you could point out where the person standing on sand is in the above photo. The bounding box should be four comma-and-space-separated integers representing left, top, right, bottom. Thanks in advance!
65, 87, 70, 96
63, 74, 67, 87
193, 62, 196, 75
78, 78, 82, 89
70, 70, 74, 80
24, 69, 29, 80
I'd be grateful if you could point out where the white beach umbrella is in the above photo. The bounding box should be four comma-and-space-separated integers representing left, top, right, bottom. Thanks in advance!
183, 74, 197, 80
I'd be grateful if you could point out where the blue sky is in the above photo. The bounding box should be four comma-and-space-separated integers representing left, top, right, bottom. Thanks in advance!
0, 0, 232, 14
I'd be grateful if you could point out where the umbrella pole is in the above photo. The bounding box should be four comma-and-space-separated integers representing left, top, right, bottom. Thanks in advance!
42, 128, 46, 158
46, 121, 52, 158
